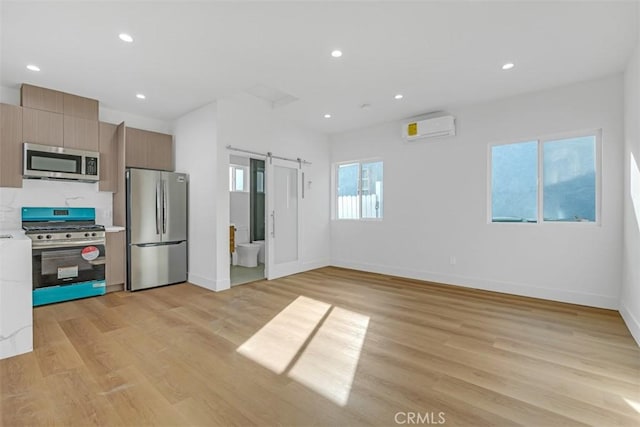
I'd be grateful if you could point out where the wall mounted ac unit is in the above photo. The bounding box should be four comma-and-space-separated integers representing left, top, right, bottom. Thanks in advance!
402, 115, 456, 141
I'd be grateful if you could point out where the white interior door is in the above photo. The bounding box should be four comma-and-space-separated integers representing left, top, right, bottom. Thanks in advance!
266, 158, 302, 280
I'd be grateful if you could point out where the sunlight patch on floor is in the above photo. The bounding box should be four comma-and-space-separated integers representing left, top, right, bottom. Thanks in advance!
288, 306, 370, 406
237, 296, 370, 406
236, 296, 330, 374
624, 397, 640, 414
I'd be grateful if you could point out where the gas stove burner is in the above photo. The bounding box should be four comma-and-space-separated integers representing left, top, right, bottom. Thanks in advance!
21, 207, 106, 245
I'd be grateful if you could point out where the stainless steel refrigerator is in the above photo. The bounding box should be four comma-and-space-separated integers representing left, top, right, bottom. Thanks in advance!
126, 168, 188, 291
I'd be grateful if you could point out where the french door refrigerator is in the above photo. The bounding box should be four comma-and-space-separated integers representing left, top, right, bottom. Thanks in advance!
126, 168, 188, 291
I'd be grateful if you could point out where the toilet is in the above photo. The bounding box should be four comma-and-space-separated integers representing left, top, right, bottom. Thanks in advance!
237, 243, 260, 267
254, 240, 265, 264
233, 226, 260, 267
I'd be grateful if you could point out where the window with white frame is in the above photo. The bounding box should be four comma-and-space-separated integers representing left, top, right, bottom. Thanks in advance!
336, 160, 383, 219
229, 165, 249, 192
490, 131, 600, 223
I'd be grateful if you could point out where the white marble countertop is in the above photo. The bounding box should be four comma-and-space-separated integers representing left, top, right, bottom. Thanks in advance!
0, 229, 29, 241
0, 228, 33, 360
103, 226, 125, 233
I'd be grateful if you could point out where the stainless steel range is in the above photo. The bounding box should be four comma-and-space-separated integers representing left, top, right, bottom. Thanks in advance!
22, 207, 106, 306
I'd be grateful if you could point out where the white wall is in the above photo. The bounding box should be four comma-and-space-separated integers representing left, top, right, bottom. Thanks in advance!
331, 75, 624, 309
229, 192, 250, 239
99, 106, 172, 134
0, 85, 19, 105
229, 155, 250, 241
173, 102, 220, 291
218, 93, 331, 273
173, 94, 330, 291
621, 7, 640, 345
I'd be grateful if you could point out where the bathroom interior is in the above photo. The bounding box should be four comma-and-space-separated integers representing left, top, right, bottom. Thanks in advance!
229, 155, 266, 286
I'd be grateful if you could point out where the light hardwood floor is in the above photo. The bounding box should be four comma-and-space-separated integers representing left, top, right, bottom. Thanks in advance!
1, 267, 639, 426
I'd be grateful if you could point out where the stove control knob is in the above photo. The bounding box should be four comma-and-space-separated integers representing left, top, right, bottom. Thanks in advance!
66, 234, 72, 238
84, 232, 90, 237
91, 232, 96, 237
37, 235, 43, 240
46, 235, 52, 239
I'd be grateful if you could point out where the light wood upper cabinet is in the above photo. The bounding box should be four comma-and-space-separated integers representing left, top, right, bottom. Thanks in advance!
21, 84, 64, 113
125, 127, 174, 171
22, 108, 64, 147
21, 84, 100, 151
99, 122, 118, 192
22, 84, 98, 120
63, 116, 99, 151
63, 93, 98, 120
0, 104, 23, 188
151, 135, 174, 171
124, 127, 147, 169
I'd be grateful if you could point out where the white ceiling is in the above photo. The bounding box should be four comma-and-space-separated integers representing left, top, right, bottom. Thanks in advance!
1, 1, 637, 135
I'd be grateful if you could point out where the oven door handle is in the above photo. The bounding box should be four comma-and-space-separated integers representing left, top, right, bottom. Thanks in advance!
31, 238, 105, 249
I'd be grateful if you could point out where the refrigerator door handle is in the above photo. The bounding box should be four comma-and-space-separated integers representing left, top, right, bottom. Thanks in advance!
155, 181, 161, 235
134, 242, 184, 248
162, 179, 167, 234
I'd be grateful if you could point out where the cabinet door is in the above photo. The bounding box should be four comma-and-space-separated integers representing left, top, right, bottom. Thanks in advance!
63, 116, 99, 151
22, 108, 63, 146
0, 104, 23, 188
21, 84, 64, 113
63, 93, 98, 120
106, 231, 126, 288
147, 132, 173, 171
99, 122, 118, 192
124, 127, 148, 169
125, 127, 174, 171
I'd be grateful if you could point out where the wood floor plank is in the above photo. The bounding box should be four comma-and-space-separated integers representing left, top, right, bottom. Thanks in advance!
1, 267, 639, 426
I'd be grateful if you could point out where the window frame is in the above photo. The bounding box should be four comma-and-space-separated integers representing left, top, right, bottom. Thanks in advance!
487, 129, 602, 226
229, 164, 249, 193
333, 158, 384, 221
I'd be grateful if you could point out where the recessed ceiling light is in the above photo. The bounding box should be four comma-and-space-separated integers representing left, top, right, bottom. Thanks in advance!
331, 50, 342, 58
394, 94, 403, 100
136, 93, 146, 100
119, 33, 134, 43
324, 114, 332, 119
26, 64, 40, 72
502, 62, 515, 70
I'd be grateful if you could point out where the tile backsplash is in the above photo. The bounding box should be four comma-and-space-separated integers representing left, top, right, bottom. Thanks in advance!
0, 180, 112, 230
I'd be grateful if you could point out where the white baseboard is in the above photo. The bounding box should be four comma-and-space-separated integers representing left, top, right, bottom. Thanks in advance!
187, 273, 216, 291
188, 273, 230, 292
619, 303, 640, 346
214, 278, 231, 292
330, 260, 619, 310
303, 258, 331, 271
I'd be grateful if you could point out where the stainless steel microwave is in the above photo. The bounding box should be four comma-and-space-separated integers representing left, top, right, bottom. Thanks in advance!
24, 143, 100, 182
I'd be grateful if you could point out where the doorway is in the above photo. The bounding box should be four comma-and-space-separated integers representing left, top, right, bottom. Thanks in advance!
230, 155, 266, 286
